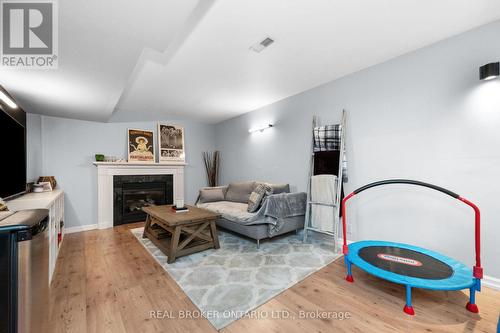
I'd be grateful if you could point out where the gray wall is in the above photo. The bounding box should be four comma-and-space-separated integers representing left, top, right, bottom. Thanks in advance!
215, 21, 500, 278
27, 115, 215, 230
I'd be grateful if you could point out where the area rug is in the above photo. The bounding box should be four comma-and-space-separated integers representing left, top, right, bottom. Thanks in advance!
131, 227, 341, 330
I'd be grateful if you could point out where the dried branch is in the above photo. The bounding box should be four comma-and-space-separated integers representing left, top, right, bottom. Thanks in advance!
203, 151, 220, 187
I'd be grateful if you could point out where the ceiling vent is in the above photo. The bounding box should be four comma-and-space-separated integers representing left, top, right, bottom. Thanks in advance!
250, 37, 274, 53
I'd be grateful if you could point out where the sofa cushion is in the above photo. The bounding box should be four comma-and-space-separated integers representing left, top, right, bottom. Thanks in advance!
255, 182, 290, 194
198, 187, 225, 203
197, 201, 257, 222
247, 183, 273, 213
225, 181, 255, 203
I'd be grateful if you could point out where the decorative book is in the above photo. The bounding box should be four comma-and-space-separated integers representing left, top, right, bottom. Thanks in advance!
171, 206, 189, 213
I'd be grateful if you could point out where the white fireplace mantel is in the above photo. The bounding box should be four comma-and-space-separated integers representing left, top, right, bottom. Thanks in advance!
94, 162, 185, 229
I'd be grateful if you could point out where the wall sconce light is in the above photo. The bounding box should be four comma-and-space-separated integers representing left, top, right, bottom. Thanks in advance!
248, 124, 273, 133
479, 62, 499, 81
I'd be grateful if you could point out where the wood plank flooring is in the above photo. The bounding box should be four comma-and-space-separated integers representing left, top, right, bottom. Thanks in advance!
49, 223, 500, 332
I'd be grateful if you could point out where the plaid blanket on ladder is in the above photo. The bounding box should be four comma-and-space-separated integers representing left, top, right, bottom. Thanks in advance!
313, 124, 341, 152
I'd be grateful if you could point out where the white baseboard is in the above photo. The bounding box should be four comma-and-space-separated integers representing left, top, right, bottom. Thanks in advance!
482, 275, 500, 290
65, 224, 98, 234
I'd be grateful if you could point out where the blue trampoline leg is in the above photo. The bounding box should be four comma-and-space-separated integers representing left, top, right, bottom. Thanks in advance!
344, 256, 354, 283
403, 285, 415, 315
466, 278, 480, 313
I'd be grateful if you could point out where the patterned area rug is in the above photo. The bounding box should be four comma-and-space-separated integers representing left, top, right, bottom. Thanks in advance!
131, 227, 341, 330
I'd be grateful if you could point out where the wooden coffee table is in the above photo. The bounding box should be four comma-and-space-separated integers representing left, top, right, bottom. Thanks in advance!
142, 205, 220, 263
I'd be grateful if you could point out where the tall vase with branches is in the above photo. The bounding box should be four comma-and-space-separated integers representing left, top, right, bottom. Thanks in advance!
202, 151, 220, 187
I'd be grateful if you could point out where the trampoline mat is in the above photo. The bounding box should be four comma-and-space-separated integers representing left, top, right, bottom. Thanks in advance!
358, 246, 453, 280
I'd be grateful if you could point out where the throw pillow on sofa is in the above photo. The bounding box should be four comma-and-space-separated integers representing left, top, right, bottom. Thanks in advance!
269, 183, 290, 194
254, 182, 290, 194
198, 187, 225, 203
247, 183, 273, 213
225, 181, 255, 203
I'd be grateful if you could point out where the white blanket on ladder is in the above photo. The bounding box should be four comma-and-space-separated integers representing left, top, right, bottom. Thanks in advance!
311, 174, 337, 232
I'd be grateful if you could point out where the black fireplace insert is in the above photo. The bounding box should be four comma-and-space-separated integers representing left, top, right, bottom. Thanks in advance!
113, 175, 173, 226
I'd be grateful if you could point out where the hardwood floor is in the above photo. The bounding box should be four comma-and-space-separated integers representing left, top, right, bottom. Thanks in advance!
49, 223, 500, 332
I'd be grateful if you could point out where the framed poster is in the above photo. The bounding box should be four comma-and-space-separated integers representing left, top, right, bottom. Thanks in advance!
127, 129, 155, 163
158, 124, 185, 163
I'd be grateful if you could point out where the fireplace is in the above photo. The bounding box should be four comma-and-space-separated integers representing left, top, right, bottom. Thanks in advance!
94, 163, 184, 229
113, 175, 173, 226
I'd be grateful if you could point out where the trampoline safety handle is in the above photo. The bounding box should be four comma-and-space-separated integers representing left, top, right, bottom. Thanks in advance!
458, 197, 483, 279
341, 192, 355, 255
341, 180, 483, 279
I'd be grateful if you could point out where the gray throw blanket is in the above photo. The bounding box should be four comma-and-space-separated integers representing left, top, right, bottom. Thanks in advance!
261, 192, 307, 219
260, 192, 307, 235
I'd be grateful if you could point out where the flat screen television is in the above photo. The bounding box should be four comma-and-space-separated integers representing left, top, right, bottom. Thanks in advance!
0, 108, 26, 199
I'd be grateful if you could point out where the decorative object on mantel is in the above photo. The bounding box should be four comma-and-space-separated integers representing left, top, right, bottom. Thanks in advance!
202, 151, 220, 187
158, 123, 185, 163
38, 176, 57, 190
95, 158, 127, 163
104, 156, 121, 162
95, 154, 105, 162
128, 128, 155, 163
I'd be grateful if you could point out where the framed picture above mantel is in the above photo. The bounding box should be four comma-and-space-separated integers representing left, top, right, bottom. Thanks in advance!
127, 128, 155, 163
158, 124, 186, 163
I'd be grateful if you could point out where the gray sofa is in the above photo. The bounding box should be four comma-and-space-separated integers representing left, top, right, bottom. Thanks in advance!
195, 181, 306, 247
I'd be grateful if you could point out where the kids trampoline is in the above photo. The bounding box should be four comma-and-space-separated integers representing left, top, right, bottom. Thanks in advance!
341, 180, 483, 315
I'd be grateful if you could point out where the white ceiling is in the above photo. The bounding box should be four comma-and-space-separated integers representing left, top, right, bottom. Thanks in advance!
2, 0, 500, 123
0, 0, 201, 121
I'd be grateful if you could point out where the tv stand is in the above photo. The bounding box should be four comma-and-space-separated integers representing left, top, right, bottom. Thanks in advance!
6, 190, 65, 283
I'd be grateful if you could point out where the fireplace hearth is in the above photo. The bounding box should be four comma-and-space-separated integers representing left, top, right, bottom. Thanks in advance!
113, 175, 173, 226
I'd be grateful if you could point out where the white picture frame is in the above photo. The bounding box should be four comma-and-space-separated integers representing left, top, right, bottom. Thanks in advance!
158, 123, 185, 163
127, 128, 155, 163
